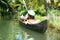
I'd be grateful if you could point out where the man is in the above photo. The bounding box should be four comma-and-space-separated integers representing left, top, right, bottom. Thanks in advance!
20, 10, 40, 24
20, 10, 35, 21
25, 10, 35, 19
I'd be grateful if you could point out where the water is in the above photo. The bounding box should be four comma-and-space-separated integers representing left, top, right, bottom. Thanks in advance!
0, 19, 60, 40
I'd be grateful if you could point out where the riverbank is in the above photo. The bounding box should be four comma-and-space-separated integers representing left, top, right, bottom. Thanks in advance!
35, 15, 60, 33
42, 16, 60, 33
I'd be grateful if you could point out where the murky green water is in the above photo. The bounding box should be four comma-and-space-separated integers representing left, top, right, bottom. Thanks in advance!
0, 18, 60, 40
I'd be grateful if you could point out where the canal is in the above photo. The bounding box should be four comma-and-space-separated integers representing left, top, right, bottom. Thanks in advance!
0, 18, 60, 40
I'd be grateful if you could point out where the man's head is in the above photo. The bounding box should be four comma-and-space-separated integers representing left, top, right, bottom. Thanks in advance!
28, 10, 35, 16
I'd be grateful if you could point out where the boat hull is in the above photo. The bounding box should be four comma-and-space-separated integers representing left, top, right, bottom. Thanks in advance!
19, 20, 48, 33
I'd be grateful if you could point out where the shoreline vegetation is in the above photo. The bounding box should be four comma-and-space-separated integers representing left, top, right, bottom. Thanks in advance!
42, 16, 60, 33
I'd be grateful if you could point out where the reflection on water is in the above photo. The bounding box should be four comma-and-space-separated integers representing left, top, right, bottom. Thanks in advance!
0, 19, 60, 40
16, 34, 34, 40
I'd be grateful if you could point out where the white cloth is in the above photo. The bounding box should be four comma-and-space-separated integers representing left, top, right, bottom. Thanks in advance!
20, 15, 24, 19
30, 20, 40, 24
20, 14, 28, 19
28, 10, 35, 16
23, 20, 40, 24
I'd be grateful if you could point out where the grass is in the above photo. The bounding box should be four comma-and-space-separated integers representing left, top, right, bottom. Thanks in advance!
47, 9, 60, 32
35, 15, 42, 20
35, 15, 60, 33
47, 15, 60, 33
35, 15, 47, 21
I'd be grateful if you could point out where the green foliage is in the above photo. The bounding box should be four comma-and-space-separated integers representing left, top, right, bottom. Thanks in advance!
56, 10, 60, 16
35, 9, 46, 16
48, 9, 60, 16
35, 9, 41, 15
48, 9, 56, 22
35, 15, 42, 20
0, 0, 60, 18
40, 9, 46, 16
48, 9, 60, 28
20, 10, 27, 15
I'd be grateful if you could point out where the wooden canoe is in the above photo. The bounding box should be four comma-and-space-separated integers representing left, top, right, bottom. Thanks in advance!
19, 20, 48, 33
